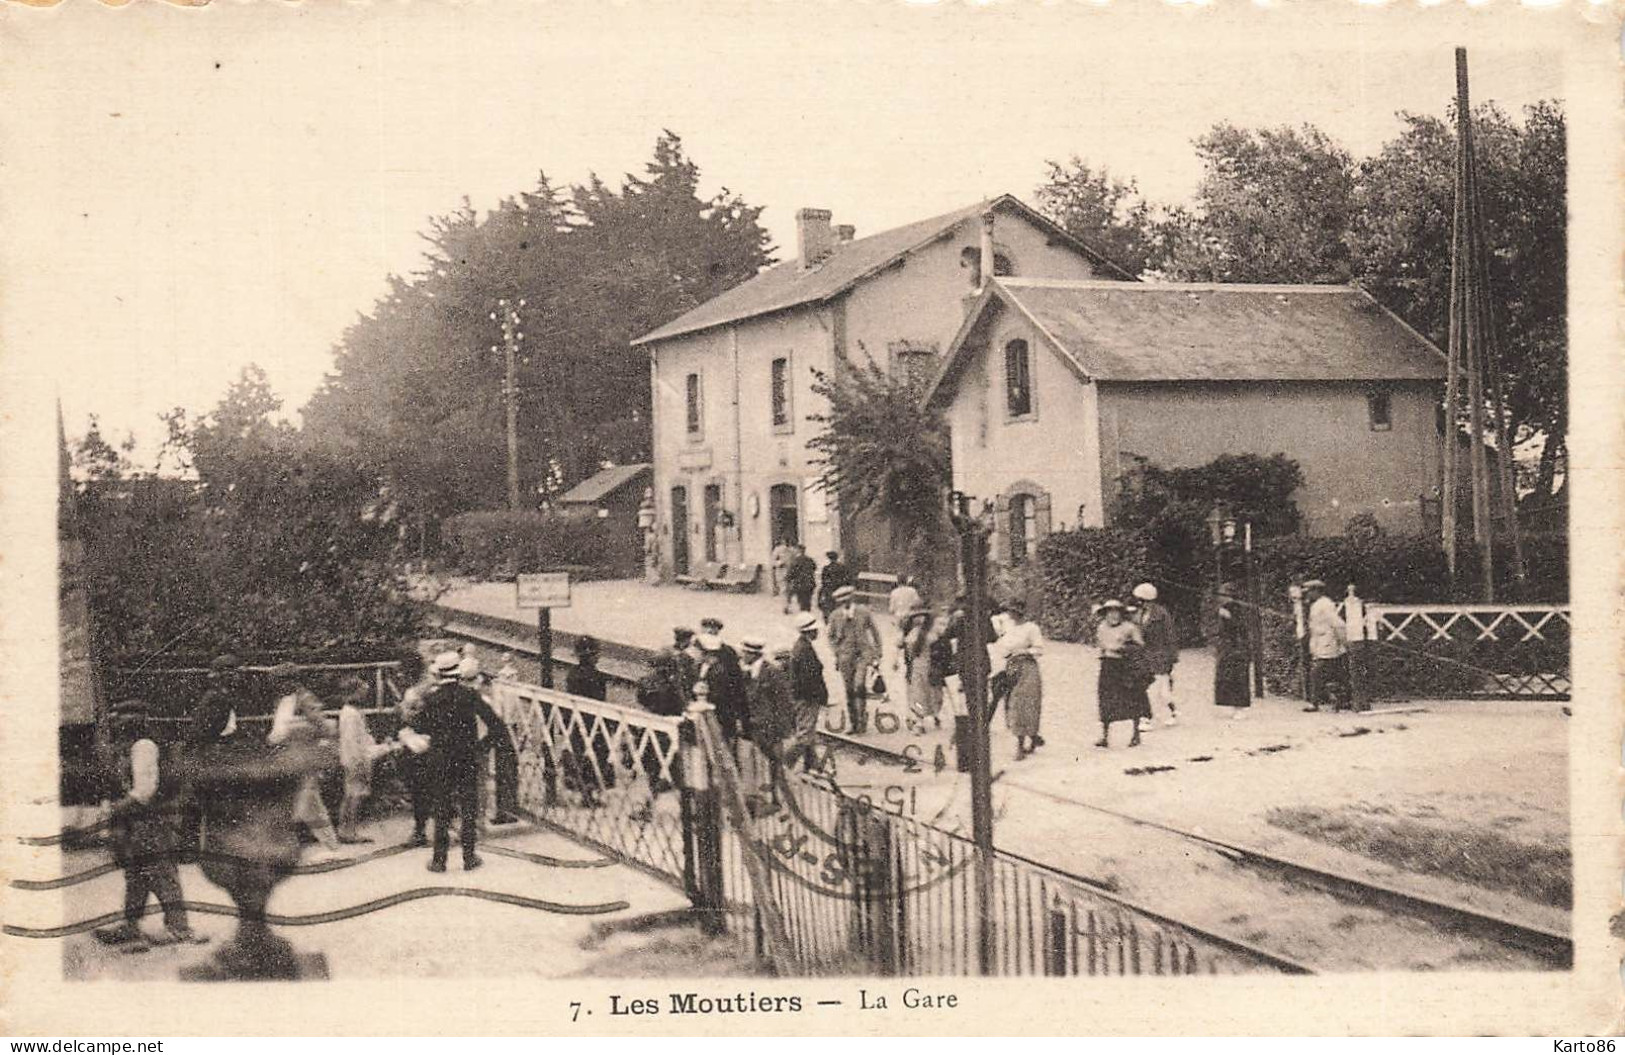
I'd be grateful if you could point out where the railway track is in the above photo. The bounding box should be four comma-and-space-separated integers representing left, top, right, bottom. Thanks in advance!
434, 613, 1571, 972
813, 732, 1572, 970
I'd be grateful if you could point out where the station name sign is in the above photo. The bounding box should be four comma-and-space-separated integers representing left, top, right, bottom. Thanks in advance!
515, 572, 572, 609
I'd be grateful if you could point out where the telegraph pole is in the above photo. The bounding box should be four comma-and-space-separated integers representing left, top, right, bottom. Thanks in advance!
493, 297, 526, 512
950, 491, 996, 975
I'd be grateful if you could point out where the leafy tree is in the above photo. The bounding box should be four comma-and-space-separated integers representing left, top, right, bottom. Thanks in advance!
806, 348, 953, 588
1033, 157, 1162, 277
1349, 102, 1567, 494
302, 132, 775, 524
82, 366, 425, 662
1158, 123, 1357, 283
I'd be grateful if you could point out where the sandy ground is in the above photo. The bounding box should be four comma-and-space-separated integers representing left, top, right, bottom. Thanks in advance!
9, 810, 748, 982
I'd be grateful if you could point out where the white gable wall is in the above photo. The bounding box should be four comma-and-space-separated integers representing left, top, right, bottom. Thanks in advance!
945, 308, 1106, 538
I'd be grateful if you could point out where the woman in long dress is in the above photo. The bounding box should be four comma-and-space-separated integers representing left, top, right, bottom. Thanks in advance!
902, 607, 943, 728
1094, 600, 1148, 748
1213, 583, 1252, 718
999, 602, 1045, 759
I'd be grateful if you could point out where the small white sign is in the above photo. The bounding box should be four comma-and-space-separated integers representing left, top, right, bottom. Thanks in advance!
516, 572, 572, 609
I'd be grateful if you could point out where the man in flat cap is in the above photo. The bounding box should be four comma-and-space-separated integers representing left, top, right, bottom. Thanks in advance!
740, 635, 793, 775
827, 584, 881, 735
94, 699, 208, 952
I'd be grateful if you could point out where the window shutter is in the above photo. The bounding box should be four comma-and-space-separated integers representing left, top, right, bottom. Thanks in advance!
993, 493, 1012, 566
1034, 491, 1052, 541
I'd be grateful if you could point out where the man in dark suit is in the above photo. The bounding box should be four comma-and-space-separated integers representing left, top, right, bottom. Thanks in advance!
817, 551, 852, 618
696, 624, 748, 746
785, 546, 818, 615
402, 651, 505, 872
786, 612, 829, 771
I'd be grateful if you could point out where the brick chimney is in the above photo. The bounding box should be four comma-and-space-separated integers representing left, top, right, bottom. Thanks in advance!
796, 208, 835, 269
979, 209, 996, 290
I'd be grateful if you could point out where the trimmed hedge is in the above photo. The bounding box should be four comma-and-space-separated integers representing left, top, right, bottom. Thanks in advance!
441, 510, 620, 580
1032, 528, 1157, 645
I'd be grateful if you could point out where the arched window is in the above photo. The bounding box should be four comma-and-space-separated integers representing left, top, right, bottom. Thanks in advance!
1004, 339, 1032, 418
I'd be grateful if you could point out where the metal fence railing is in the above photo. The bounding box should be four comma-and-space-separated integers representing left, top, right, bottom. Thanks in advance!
696, 727, 1302, 977
489, 680, 686, 886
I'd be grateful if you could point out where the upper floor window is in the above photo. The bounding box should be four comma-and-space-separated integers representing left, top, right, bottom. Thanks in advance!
686, 373, 703, 436
1367, 388, 1392, 432
770, 356, 792, 430
1005, 338, 1033, 418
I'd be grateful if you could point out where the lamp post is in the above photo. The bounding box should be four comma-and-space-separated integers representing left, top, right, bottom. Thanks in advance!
1205, 502, 1237, 593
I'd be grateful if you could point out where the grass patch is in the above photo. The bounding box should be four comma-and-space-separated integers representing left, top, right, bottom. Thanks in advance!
1266, 806, 1571, 909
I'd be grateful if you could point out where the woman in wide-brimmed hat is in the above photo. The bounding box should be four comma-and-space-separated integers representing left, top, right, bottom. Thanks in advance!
1094, 599, 1148, 748
999, 600, 1045, 759
1213, 582, 1252, 719
900, 605, 943, 728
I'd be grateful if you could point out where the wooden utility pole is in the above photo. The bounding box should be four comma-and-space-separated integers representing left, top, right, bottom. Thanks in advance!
495, 297, 525, 512
1444, 47, 1523, 601
951, 492, 996, 975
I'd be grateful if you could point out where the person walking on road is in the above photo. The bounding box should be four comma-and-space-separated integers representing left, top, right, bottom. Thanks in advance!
696, 626, 749, 747
786, 546, 818, 615
1094, 600, 1148, 749
401, 651, 505, 872
998, 601, 1045, 759
337, 677, 399, 844
93, 699, 209, 953
1303, 579, 1350, 711
770, 540, 794, 609
266, 664, 343, 858
902, 606, 944, 728
1132, 583, 1180, 731
887, 575, 922, 674
394, 651, 436, 846
786, 612, 829, 771
827, 584, 881, 735
817, 551, 852, 619
1213, 583, 1252, 719
741, 635, 794, 794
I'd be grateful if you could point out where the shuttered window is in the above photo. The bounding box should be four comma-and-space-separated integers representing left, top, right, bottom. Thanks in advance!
771, 356, 791, 429
686, 373, 703, 436
1005, 339, 1032, 418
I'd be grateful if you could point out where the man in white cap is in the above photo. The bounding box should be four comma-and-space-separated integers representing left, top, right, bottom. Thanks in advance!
786, 612, 828, 770
401, 650, 506, 871
1132, 582, 1180, 730
1303, 580, 1349, 711
827, 584, 881, 735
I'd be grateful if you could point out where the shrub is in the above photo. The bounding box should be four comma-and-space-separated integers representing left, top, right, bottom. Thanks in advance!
441, 510, 620, 579
1033, 528, 1156, 644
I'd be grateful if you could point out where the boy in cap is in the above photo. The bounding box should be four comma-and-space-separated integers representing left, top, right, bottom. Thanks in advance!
786, 612, 828, 770
827, 584, 882, 734
741, 635, 794, 797
1132, 582, 1180, 730
94, 699, 208, 952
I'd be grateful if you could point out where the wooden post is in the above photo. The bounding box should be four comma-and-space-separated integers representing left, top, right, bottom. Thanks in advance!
1244, 522, 1264, 697
952, 493, 996, 976
1345, 585, 1368, 711
538, 607, 554, 689
682, 699, 725, 935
